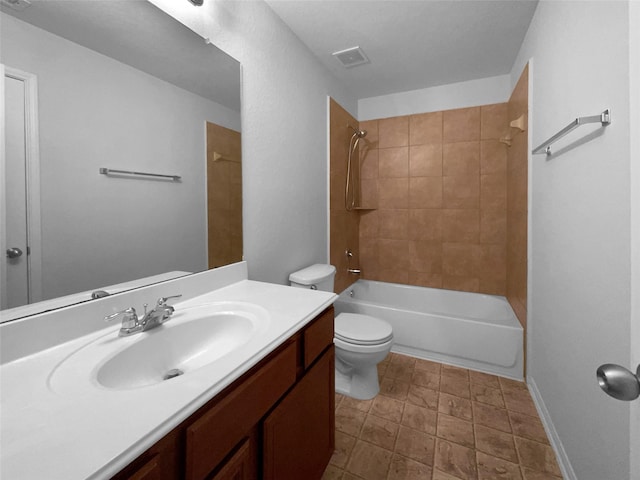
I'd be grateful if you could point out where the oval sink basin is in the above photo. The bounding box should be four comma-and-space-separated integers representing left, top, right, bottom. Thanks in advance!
48, 302, 270, 393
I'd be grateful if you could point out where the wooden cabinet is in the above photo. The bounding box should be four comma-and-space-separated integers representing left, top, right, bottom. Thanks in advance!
263, 348, 335, 480
113, 306, 334, 480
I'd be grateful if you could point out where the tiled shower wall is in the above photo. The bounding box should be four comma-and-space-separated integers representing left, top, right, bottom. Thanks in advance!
358, 105, 510, 295
330, 99, 361, 293
506, 65, 529, 327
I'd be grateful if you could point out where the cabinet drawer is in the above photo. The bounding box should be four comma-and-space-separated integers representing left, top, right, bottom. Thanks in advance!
185, 341, 297, 480
303, 307, 334, 369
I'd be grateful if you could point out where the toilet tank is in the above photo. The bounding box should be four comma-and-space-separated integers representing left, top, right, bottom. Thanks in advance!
289, 264, 336, 292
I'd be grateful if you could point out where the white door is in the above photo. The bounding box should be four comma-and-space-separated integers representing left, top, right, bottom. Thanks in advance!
0, 66, 41, 310
4, 73, 29, 308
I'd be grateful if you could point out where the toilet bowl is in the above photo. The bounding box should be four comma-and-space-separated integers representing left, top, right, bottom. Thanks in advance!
289, 264, 394, 400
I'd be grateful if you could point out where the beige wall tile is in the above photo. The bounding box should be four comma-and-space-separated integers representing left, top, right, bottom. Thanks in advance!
443, 175, 480, 209
410, 177, 443, 209
480, 140, 507, 175
480, 209, 507, 245
360, 148, 379, 179
410, 144, 443, 176
360, 178, 379, 208
408, 209, 443, 242
442, 209, 480, 243
443, 107, 481, 143
378, 209, 410, 239
379, 147, 409, 177
481, 103, 508, 140
378, 238, 410, 270
359, 210, 379, 238
410, 111, 443, 145
443, 141, 480, 177
408, 271, 443, 289
442, 243, 480, 276
379, 116, 409, 148
442, 275, 480, 293
360, 119, 379, 147
408, 241, 442, 273
379, 178, 409, 208
481, 174, 507, 210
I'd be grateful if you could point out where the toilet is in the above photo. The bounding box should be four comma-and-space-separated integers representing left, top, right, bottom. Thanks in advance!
289, 264, 393, 400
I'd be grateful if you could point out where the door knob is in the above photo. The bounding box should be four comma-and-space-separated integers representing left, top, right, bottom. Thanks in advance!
6, 247, 23, 259
596, 363, 640, 401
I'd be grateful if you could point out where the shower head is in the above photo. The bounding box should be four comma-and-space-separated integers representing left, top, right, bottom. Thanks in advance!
348, 125, 367, 138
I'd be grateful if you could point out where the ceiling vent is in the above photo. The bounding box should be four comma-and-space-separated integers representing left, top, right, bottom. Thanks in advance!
0, 0, 30, 11
332, 46, 370, 69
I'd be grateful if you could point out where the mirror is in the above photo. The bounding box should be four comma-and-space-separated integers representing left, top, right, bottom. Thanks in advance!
0, 0, 241, 321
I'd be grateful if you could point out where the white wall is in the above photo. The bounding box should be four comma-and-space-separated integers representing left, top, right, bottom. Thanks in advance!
150, 0, 357, 284
1, 13, 240, 300
511, 2, 631, 479
358, 74, 511, 120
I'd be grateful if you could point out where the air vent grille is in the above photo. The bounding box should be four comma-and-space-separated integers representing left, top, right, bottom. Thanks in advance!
332, 46, 370, 68
0, 0, 31, 11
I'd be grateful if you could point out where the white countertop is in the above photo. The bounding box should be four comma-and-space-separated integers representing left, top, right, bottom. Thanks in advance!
0, 276, 336, 479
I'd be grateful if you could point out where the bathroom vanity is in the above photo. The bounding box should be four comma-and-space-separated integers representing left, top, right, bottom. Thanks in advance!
0, 262, 337, 479
114, 307, 335, 480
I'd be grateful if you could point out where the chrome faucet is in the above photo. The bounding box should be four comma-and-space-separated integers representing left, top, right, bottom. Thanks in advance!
105, 295, 182, 337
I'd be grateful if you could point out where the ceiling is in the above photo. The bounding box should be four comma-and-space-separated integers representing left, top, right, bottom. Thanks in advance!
265, 0, 538, 100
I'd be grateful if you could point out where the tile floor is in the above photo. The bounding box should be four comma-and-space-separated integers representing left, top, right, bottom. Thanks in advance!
322, 353, 562, 480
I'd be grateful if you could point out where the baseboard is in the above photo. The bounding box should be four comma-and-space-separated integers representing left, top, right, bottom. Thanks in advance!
527, 376, 577, 480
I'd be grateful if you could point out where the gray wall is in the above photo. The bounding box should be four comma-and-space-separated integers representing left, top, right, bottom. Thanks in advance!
151, 0, 358, 285
511, 2, 631, 479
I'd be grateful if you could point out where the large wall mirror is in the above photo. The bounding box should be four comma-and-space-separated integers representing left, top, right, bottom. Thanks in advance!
0, 0, 242, 321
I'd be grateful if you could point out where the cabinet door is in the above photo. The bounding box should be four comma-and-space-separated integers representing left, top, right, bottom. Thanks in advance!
262, 347, 335, 480
210, 438, 254, 480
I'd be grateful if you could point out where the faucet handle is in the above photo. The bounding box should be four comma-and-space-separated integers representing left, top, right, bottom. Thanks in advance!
104, 307, 139, 330
156, 294, 182, 307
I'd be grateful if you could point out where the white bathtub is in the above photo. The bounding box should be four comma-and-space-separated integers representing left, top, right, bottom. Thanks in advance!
335, 280, 524, 380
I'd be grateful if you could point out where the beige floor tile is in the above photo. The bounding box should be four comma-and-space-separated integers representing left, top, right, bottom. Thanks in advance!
508, 411, 549, 444
380, 377, 411, 401
322, 464, 345, 480
412, 369, 441, 390
390, 353, 417, 368
385, 362, 415, 383
499, 377, 527, 394
395, 425, 436, 465
342, 396, 375, 413
476, 451, 522, 480
435, 438, 478, 480
336, 405, 367, 437
342, 474, 363, 480
414, 358, 442, 373
438, 392, 473, 421
371, 395, 406, 423
437, 413, 475, 448
470, 371, 501, 389
472, 401, 511, 433
475, 425, 519, 463
331, 431, 357, 468
324, 354, 559, 480
407, 384, 439, 410
515, 437, 562, 477
433, 468, 464, 480
401, 403, 438, 435
521, 467, 563, 479
471, 383, 505, 408
503, 389, 538, 417
361, 414, 400, 450
346, 440, 393, 480
440, 375, 471, 399
442, 364, 470, 382
387, 454, 433, 480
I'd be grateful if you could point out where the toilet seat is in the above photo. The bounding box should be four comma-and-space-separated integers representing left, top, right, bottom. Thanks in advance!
335, 313, 393, 346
